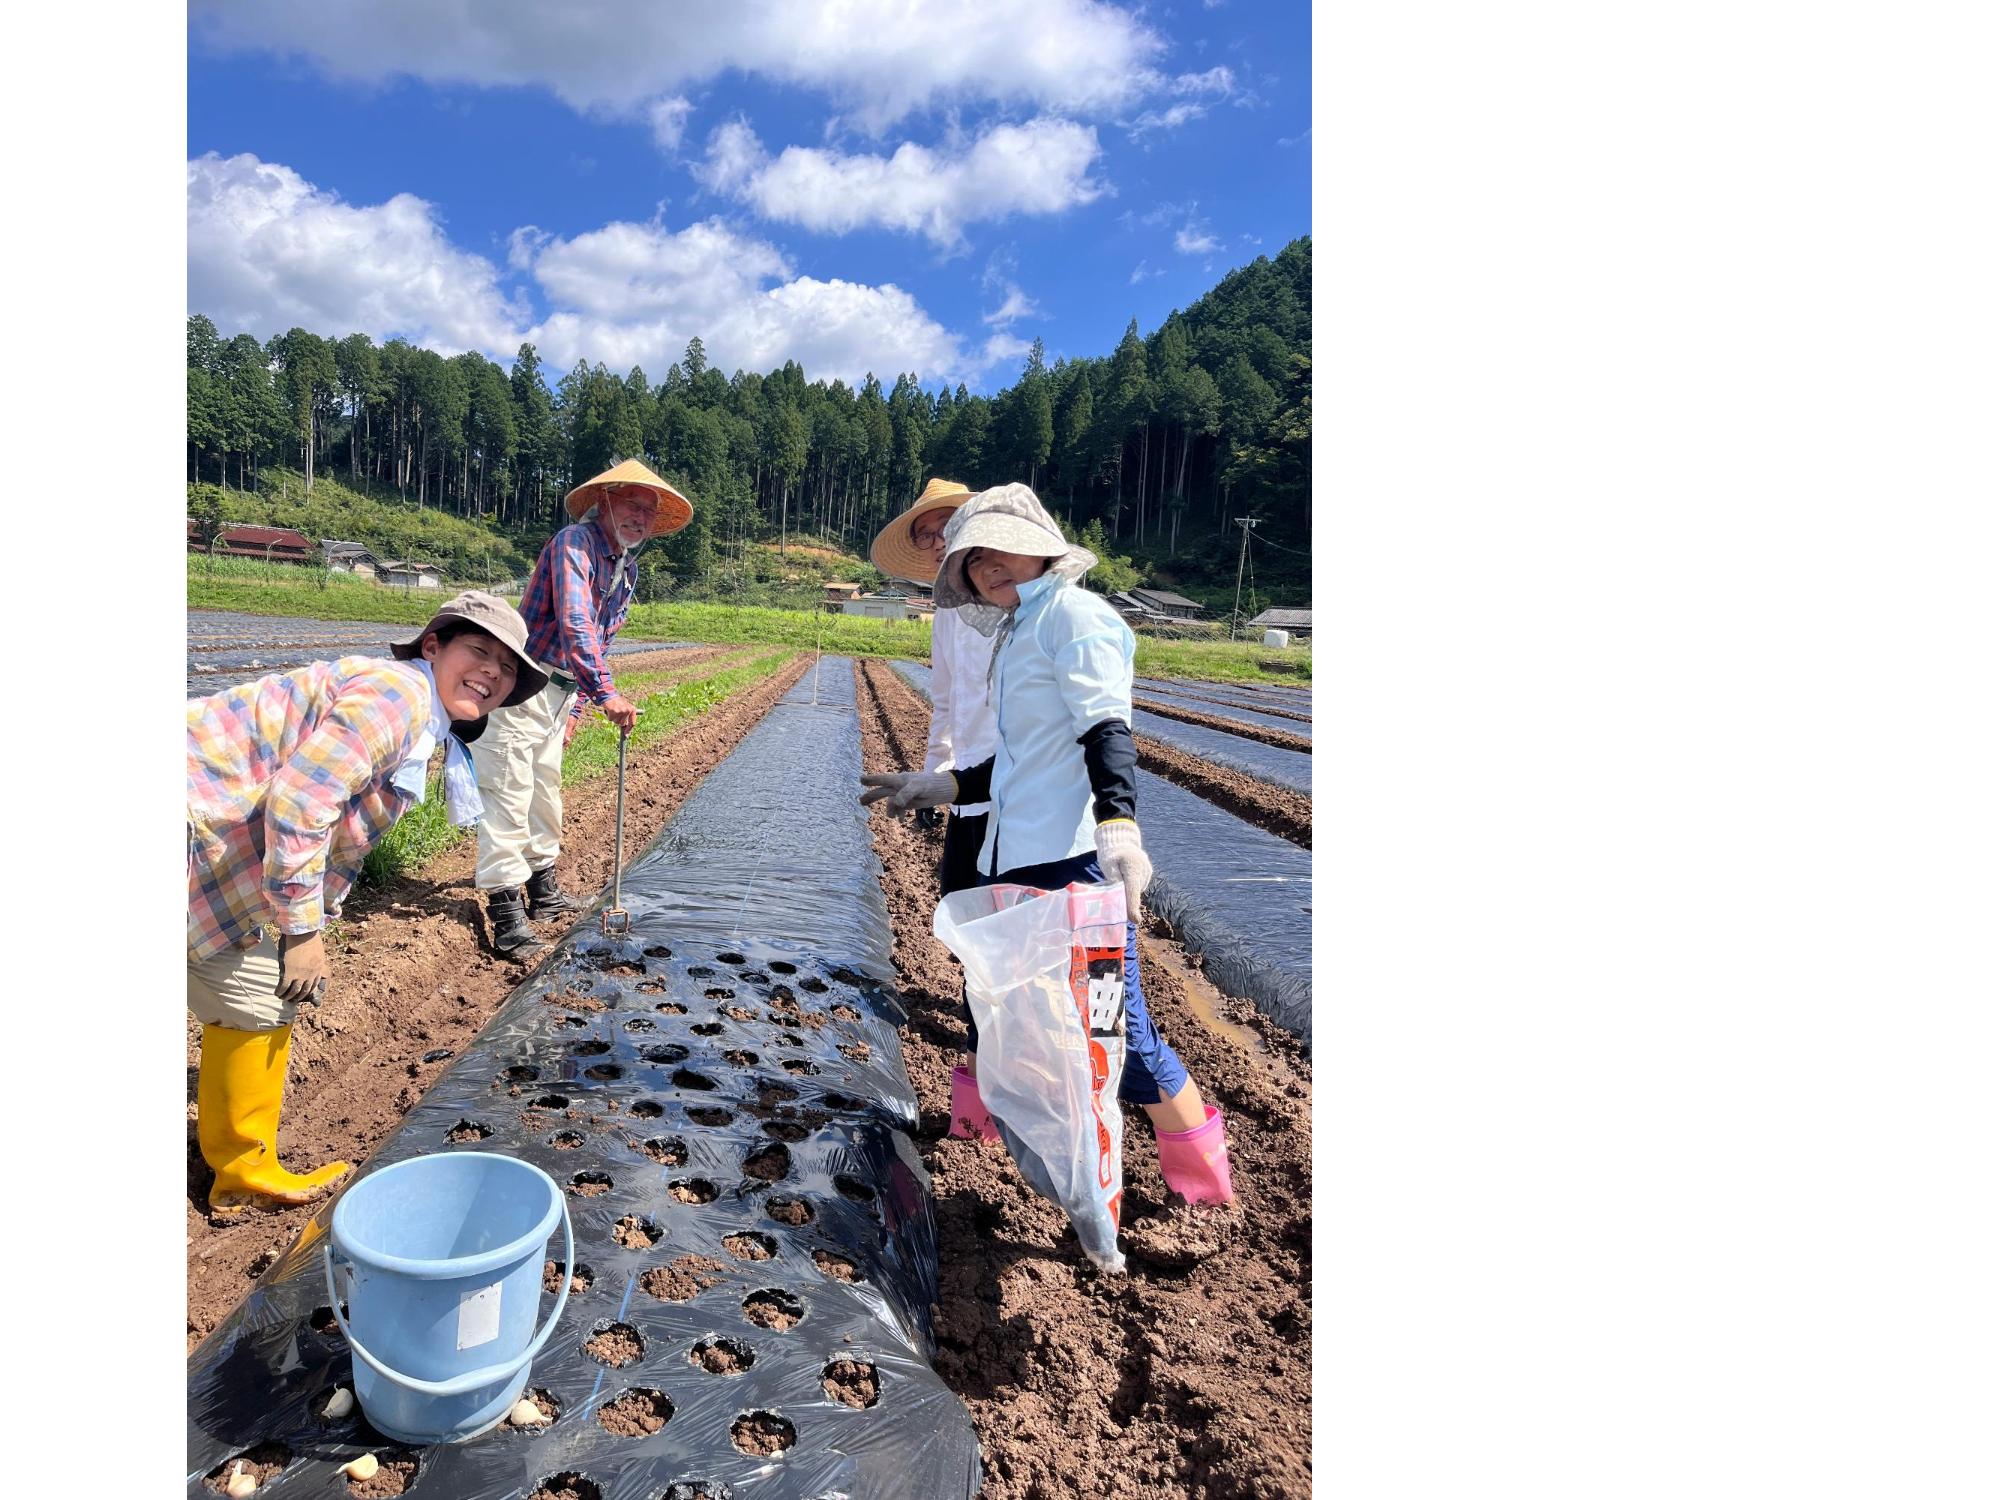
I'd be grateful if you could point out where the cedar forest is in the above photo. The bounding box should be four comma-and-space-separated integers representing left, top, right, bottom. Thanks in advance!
187, 237, 1308, 611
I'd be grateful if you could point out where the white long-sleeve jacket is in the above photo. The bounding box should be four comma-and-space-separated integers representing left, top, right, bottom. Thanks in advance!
923, 606, 997, 816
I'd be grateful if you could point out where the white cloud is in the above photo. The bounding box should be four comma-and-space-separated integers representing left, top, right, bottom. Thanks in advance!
1129, 260, 1165, 284
186, 152, 529, 354
189, 153, 985, 387
1278, 127, 1312, 147
981, 331, 1033, 367
982, 285, 1040, 326
697, 117, 1103, 250
1170, 66, 1235, 95
188, 0, 1167, 135
1175, 224, 1220, 255
1126, 102, 1207, 141
647, 95, 694, 152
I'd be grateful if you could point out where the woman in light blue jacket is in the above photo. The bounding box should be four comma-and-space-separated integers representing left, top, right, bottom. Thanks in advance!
863, 484, 1234, 1205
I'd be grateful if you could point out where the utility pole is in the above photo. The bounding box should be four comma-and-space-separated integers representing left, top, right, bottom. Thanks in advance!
1230, 516, 1261, 640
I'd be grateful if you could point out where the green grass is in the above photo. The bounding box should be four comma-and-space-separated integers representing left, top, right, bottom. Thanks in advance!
189, 557, 1310, 682
358, 647, 794, 887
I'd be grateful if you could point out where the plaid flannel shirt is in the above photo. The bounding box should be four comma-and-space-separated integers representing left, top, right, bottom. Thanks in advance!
518, 518, 636, 709
186, 656, 431, 960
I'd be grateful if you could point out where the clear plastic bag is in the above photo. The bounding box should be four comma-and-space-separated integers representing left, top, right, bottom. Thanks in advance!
932, 881, 1129, 1273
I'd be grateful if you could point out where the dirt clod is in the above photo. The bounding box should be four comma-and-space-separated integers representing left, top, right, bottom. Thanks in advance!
596, 1387, 674, 1437
822, 1357, 880, 1409
345, 1448, 419, 1497
729, 1410, 796, 1456
612, 1215, 660, 1250
639, 1254, 727, 1303
690, 1336, 754, 1374
584, 1322, 643, 1367
723, 1232, 777, 1261
764, 1196, 813, 1226
811, 1249, 860, 1282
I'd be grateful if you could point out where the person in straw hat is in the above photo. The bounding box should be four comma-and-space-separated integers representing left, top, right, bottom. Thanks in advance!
861, 483, 1235, 1206
187, 590, 547, 1213
469, 457, 693, 955
871, 476, 1007, 1140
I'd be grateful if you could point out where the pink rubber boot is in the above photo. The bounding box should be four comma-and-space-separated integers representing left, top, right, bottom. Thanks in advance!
948, 1065, 1002, 1142
1155, 1105, 1235, 1205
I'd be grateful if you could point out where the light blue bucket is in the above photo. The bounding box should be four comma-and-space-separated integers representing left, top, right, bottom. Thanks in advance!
321, 1152, 572, 1445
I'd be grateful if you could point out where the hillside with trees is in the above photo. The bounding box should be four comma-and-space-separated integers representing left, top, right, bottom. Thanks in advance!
187, 235, 1309, 613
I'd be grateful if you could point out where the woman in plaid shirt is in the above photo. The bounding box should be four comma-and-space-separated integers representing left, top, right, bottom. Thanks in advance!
186, 591, 545, 1215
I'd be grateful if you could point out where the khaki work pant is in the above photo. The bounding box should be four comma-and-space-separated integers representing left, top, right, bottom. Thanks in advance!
468, 678, 577, 891
187, 932, 292, 1031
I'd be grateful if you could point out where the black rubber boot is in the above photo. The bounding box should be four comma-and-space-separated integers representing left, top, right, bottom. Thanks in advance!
487, 888, 545, 956
524, 863, 581, 920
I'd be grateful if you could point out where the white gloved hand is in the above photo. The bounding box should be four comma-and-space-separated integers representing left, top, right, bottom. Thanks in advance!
1093, 818, 1153, 923
859, 770, 958, 816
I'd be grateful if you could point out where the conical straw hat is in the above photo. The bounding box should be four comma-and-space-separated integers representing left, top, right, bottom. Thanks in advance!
564, 458, 694, 538
870, 477, 973, 583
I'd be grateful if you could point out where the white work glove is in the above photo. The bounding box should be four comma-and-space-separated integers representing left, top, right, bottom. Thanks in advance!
859, 770, 958, 816
1093, 818, 1153, 923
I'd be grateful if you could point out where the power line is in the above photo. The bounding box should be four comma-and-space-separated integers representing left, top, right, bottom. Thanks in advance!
1246, 529, 1312, 558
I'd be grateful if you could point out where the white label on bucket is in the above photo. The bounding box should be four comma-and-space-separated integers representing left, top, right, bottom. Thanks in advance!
456, 1282, 503, 1351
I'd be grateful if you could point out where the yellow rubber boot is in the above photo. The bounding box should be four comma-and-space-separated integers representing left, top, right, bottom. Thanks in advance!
196, 1024, 350, 1215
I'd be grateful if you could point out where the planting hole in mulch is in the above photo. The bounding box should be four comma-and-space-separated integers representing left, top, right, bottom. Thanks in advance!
829, 1003, 859, 1022
723, 1231, 777, 1261
512, 1389, 561, 1429
569, 1171, 614, 1197
741, 971, 770, 985
554, 1014, 589, 1030
811, 1249, 860, 1282
722, 1048, 759, 1067
553, 992, 609, 1013
689, 1336, 754, 1374
802, 977, 830, 994
704, 988, 734, 1000
644, 945, 673, 959
729, 1410, 796, 1456
549, 1130, 587, 1150
838, 1042, 871, 1063
656, 1001, 688, 1015
796, 1011, 829, 1030
822, 1092, 863, 1112
642, 1136, 689, 1166
596, 1387, 674, 1437
768, 961, 797, 975
309, 1303, 348, 1335
765, 1196, 813, 1226
720, 1006, 757, 1023
716, 951, 746, 965
344, 1447, 419, 1497
595, 957, 645, 976
767, 992, 802, 1019
445, 1120, 491, 1144
584, 1322, 644, 1367
544, 1260, 594, 1295
203, 1442, 289, 1493
742, 1143, 791, 1181
639, 1254, 727, 1303
662, 1484, 732, 1500
742, 1288, 805, 1330
584, 1064, 624, 1082
692, 1020, 728, 1035
672, 1068, 717, 1091
529, 1093, 572, 1112
526, 1472, 600, 1500
762, 1121, 809, 1143
613, 1215, 662, 1249
780, 1059, 819, 1077
668, 1177, 718, 1205
503, 1065, 540, 1083
822, 1357, 881, 1409
572, 1040, 611, 1057
834, 1175, 877, 1205
630, 1099, 665, 1119
757, 1082, 799, 1106
643, 1044, 691, 1065
687, 1106, 733, 1127
686, 966, 715, 978
623, 1017, 657, 1032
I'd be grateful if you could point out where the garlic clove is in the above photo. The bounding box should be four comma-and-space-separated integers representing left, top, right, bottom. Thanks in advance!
224, 1463, 258, 1499
323, 1387, 355, 1419
508, 1397, 550, 1426
340, 1453, 380, 1482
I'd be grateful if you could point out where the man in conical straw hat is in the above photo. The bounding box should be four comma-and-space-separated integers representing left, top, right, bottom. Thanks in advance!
467, 456, 693, 955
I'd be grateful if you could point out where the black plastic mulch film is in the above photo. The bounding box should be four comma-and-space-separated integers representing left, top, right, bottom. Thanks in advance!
890, 662, 1312, 1048
187, 657, 984, 1500
1128, 679, 1315, 741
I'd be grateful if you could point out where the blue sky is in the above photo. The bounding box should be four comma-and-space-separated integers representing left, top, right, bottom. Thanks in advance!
187, 1, 1310, 393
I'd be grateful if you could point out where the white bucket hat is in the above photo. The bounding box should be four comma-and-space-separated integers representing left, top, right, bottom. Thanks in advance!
933, 484, 1097, 631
